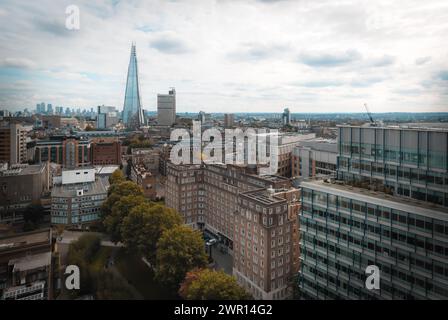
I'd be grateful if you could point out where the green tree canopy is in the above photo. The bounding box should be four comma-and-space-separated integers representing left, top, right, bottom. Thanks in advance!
103, 195, 146, 243
66, 234, 102, 296
101, 180, 144, 219
179, 268, 251, 300
155, 225, 208, 290
121, 203, 182, 264
109, 169, 125, 185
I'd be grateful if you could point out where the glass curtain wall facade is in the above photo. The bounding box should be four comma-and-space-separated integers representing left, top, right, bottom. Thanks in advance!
122, 43, 144, 128
337, 126, 448, 207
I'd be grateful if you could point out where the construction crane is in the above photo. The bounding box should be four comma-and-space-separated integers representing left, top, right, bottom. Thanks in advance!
364, 103, 375, 125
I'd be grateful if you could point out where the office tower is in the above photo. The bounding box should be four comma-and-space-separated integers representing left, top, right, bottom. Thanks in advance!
157, 88, 176, 126
297, 124, 448, 299
47, 104, 53, 114
122, 43, 144, 129
337, 125, 448, 207
51, 167, 108, 226
292, 138, 338, 178
282, 108, 291, 126
97, 105, 119, 129
0, 122, 27, 164
224, 113, 235, 128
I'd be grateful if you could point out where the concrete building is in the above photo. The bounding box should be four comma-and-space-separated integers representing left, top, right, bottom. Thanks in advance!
0, 229, 53, 300
276, 133, 316, 177
96, 105, 118, 129
41, 115, 61, 130
157, 88, 176, 126
0, 163, 50, 224
224, 113, 235, 128
50, 167, 108, 226
282, 108, 291, 126
0, 122, 27, 165
292, 138, 337, 178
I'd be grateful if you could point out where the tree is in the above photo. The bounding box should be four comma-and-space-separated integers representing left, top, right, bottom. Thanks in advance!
121, 203, 182, 264
95, 270, 134, 300
179, 268, 251, 300
103, 195, 146, 243
66, 234, 102, 296
109, 169, 125, 185
155, 225, 208, 290
101, 181, 144, 219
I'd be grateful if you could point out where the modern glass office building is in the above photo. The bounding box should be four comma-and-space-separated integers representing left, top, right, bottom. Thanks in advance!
122, 43, 144, 128
299, 180, 448, 299
337, 125, 448, 207
298, 125, 448, 299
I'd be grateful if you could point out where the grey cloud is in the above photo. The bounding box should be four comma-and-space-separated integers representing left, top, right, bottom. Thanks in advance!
415, 56, 431, 65
368, 55, 395, 67
0, 58, 35, 69
227, 43, 289, 61
150, 35, 191, 54
350, 77, 385, 88
298, 50, 362, 67
290, 80, 344, 88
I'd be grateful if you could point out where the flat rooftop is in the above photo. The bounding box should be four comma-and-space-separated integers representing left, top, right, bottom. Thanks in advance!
301, 180, 448, 221
52, 177, 108, 197
241, 188, 287, 206
0, 229, 51, 250
0, 163, 45, 177
337, 124, 448, 132
9, 251, 51, 271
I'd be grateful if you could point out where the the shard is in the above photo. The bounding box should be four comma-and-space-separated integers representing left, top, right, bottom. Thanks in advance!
122, 43, 145, 128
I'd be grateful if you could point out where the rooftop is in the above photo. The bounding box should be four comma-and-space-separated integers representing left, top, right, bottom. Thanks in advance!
52, 177, 109, 198
9, 251, 51, 271
0, 229, 51, 250
301, 179, 448, 221
0, 163, 46, 177
337, 123, 448, 132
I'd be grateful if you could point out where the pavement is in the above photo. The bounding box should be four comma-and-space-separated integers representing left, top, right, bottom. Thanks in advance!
210, 244, 233, 275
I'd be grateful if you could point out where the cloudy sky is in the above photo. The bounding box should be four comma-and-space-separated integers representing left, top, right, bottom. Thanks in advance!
0, 0, 447, 114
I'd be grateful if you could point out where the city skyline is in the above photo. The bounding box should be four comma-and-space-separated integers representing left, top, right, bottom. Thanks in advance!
0, 0, 447, 114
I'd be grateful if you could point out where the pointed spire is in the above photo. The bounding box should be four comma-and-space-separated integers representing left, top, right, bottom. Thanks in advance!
122, 42, 145, 129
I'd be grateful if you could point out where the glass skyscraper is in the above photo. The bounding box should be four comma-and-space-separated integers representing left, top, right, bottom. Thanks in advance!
122, 43, 144, 128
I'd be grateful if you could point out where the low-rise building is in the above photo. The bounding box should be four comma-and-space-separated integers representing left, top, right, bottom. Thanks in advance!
50, 167, 108, 226
0, 229, 53, 300
0, 163, 50, 224
292, 138, 337, 178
